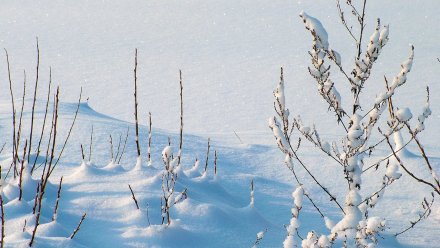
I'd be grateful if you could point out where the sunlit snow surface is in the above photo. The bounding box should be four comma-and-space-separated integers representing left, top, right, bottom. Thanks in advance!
0, 0, 439, 247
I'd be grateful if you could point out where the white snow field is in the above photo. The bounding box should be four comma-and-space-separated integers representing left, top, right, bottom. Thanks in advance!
0, 0, 439, 247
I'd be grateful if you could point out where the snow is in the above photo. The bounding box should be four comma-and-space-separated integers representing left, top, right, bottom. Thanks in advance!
396, 108, 413, 122
0, 0, 439, 247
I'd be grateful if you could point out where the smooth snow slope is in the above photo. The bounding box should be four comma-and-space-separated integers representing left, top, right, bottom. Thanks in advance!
0, 0, 439, 145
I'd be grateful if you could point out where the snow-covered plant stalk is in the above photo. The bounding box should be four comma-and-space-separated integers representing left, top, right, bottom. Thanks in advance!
283, 187, 303, 247
252, 229, 267, 248
270, 1, 440, 246
161, 146, 187, 225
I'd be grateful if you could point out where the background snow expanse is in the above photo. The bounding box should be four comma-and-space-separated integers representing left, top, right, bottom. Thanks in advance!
0, 0, 439, 247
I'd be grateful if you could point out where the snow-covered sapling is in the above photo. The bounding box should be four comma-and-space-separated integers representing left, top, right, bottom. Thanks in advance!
270, 1, 440, 246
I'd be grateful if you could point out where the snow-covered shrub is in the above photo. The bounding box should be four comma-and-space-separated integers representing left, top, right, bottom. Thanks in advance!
160, 145, 187, 225
270, 1, 439, 247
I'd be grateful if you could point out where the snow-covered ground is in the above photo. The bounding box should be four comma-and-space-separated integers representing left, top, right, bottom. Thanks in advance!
0, 0, 439, 247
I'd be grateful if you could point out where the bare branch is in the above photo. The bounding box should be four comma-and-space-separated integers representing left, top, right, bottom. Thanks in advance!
70, 213, 87, 239
128, 184, 140, 210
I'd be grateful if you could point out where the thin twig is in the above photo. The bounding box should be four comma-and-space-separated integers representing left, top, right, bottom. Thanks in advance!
147, 112, 152, 164
50, 87, 82, 176
0, 194, 4, 248
128, 184, 140, 210
5, 49, 17, 180
233, 131, 244, 144
89, 125, 94, 162
357, 0, 368, 59
109, 135, 114, 161
80, 144, 85, 161
204, 138, 210, 172
395, 192, 435, 236
214, 150, 217, 176
382, 130, 440, 195
70, 213, 87, 239
52, 176, 63, 221
118, 127, 130, 164
28, 38, 40, 163
115, 132, 123, 161
177, 70, 183, 166
31, 67, 52, 174
14, 70, 27, 177
133, 49, 141, 158
18, 140, 28, 201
